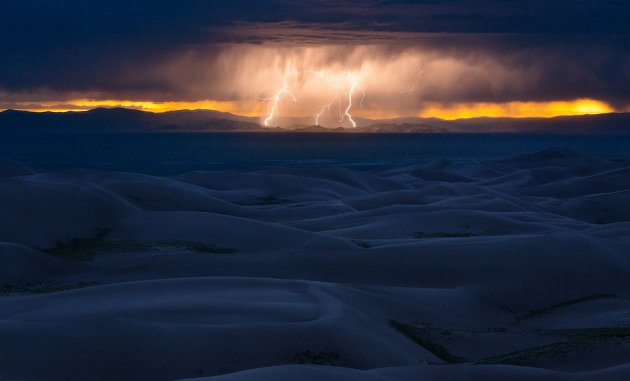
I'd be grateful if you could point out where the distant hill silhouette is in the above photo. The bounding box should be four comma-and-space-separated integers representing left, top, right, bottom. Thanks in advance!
0, 108, 261, 133
1, 108, 629, 134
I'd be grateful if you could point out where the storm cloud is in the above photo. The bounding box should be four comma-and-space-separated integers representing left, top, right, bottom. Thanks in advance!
1, 0, 629, 116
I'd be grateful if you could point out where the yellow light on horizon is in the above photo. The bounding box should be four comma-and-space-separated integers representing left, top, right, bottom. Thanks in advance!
418, 99, 614, 120
8, 99, 267, 117
2, 98, 618, 122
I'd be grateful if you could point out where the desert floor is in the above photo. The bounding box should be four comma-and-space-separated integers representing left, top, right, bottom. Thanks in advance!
1, 149, 630, 380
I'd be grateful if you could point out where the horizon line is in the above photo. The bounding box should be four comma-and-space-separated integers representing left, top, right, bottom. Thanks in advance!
1, 106, 626, 123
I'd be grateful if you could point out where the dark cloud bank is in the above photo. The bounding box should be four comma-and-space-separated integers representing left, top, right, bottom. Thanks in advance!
1, 1, 629, 107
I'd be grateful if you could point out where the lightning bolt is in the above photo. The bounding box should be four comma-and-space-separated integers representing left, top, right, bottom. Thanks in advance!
340, 73, 365, 128
314, 95, 339, 126
399, 57, 424, 94
256, 58, 424, 128
261, 79, 296, 127
312, 70, 364, 128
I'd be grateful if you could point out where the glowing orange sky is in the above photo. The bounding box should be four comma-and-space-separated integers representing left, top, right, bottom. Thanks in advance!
2, 49, 625, 127
0, 46, 622, 125
6, 98, 618, 122
416, 99, 615, 120
11, 100, 265, 117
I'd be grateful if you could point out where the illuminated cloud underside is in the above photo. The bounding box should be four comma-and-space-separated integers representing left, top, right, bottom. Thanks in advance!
0, 44, 626, 125
1, 2, 629, 127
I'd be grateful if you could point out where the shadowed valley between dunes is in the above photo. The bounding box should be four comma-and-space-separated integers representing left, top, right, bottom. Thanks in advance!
1, 149, 630, 380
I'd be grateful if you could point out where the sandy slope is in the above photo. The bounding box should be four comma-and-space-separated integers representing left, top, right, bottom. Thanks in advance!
1, 149, 629, 380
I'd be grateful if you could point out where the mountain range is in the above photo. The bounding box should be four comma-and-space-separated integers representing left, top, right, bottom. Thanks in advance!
1, 107, 630, 134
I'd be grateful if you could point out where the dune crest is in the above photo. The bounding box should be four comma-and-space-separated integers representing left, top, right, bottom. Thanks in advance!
1, 149, 630, 380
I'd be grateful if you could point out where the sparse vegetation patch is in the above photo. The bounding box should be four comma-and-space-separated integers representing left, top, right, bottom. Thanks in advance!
389, 318, 630, 368
389, 320, 465, 364
256, 196, 293, 205
290, 349, 341, 365
516, 293, 621, 322
414, 231, 478, 239
43, 229, 234, 261
353, 240, 372, 248
0, 281, 98, 295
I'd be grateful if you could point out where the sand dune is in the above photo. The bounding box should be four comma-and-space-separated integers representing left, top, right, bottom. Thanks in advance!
177, 364, 630, 381
1, 149, 629, 380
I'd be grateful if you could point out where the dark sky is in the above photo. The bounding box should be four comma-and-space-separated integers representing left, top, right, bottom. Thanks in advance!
2, 1, 629, 118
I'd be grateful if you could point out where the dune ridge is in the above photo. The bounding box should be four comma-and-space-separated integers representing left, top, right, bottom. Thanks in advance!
1, 149, 630, 380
